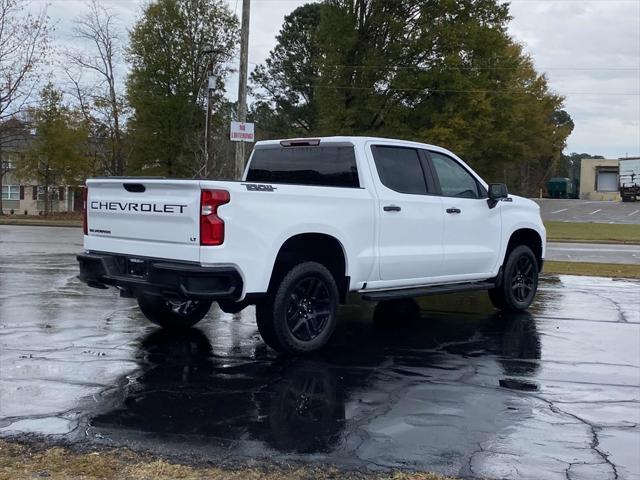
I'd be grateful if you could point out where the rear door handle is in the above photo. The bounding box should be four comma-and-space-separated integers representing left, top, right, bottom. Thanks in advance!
446, 208, 461, 214
383, 205, 401, 212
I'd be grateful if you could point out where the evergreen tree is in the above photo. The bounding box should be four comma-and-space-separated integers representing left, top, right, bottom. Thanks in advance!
15, 84, 88, 215
251, 0, 574, 195
126, 0, 238, 177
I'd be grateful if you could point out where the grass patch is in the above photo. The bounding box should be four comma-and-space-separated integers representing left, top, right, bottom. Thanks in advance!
544, 261, 640, 279
0, 440, 455, 480
545, 221, 640, 244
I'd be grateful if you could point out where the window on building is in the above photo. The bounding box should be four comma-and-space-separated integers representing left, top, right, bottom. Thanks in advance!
37, 186, 59, 201
596, 170, 618, 192
1, 185, 19, 200
1, 152, 23, 171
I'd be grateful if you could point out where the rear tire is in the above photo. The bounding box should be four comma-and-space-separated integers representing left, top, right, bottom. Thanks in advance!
137, 294, 211, 329
256, 262, 338, 354
255, 300, 282, 351
488, 245, 539, 312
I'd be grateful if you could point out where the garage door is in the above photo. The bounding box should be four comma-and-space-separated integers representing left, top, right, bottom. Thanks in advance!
596, 171, 618, 192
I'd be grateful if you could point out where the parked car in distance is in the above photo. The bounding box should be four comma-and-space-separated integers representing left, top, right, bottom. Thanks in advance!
78, 137, 546, 354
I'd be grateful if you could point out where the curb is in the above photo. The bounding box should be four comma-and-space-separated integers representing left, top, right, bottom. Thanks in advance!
547, 238, 640, 246
0, 220, 82, 228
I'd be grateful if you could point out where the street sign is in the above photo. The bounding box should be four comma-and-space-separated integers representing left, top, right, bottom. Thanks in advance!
230, 121, 254, 142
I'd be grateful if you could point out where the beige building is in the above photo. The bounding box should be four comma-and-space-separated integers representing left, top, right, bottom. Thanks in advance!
1, 120, 81, 215
1, 170, 79, 215
579, 158, 620, 201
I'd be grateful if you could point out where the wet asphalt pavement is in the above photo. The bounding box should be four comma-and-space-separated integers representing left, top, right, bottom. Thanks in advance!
1, 226, 639, 480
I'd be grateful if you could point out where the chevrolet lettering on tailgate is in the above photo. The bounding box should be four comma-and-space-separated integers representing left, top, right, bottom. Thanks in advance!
90, 201, 187, 214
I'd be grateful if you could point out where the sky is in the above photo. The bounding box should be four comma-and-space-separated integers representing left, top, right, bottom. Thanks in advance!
33, 0, 640, 158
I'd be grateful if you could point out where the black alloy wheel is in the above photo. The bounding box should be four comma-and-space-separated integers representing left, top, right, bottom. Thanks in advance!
488, 245, 539, 312
285, 276, 332, 342
511, 255, 536, 303
256, 261, 339, 354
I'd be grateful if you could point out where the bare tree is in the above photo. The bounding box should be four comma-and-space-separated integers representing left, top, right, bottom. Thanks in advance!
62, 64, 110, 177
66, 0, 124, 176
0, 0, 50, 214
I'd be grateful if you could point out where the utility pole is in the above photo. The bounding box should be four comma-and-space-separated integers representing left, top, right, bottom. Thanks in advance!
203, 62, 212, 178
234, 0, 250, 179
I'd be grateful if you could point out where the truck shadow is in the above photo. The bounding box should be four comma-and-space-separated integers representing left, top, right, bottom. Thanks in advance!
89, 300, 541, 456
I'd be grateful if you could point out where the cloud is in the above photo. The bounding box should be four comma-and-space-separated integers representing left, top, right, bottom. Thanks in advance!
507, 0, 640, 157
32, 0, 640, 158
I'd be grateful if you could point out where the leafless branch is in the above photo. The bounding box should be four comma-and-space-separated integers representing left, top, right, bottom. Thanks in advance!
64, 0, 125, 175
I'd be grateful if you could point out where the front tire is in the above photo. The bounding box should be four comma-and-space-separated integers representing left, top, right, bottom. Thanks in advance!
256, 262, 338, 354
488, 245, 539, 312
137, 294, 212, 329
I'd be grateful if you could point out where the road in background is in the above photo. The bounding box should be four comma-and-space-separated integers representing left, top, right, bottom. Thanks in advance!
1, 225, 639, 480
546, 241, 640, 264
534, 199, 640, 224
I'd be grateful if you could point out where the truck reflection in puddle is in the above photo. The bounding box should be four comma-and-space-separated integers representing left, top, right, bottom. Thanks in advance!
89, 299, 541, 456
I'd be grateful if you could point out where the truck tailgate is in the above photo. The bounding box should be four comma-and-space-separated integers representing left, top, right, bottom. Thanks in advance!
85, 179, 201, 262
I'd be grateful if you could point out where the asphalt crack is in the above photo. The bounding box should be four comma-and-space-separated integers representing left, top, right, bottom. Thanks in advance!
548, 404, 619, 479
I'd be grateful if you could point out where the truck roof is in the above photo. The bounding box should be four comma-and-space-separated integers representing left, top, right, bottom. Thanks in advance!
253, 135, 484, 188
254, 136, 452, 154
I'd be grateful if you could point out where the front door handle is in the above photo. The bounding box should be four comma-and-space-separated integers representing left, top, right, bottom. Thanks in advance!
446, 207, 461, 214
383, 205, 401, 212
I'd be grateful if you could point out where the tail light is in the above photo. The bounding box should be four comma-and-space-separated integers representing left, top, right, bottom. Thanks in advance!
82, 186, 88, 235
200, 189, 230, 245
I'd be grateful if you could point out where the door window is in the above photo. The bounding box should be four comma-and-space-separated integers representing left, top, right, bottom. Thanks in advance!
430, 153, 481, 199
372, 146, 428, 195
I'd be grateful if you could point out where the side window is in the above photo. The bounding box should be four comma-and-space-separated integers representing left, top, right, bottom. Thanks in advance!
372, 146, 428, 195
430, 152, 480, 199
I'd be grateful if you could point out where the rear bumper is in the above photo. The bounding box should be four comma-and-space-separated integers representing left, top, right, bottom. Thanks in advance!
77, 252, 243, 301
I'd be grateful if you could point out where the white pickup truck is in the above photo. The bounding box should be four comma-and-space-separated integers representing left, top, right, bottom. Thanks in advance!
78, 137, 545, 353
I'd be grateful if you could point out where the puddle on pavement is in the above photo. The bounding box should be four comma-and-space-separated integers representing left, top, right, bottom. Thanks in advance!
87, 297, 542, 456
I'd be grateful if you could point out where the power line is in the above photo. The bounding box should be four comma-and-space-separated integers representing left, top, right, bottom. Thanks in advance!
250, 0, 640, 2
275, 83, 640, 95
315, 64, 640, 71
224, 55, 640, 71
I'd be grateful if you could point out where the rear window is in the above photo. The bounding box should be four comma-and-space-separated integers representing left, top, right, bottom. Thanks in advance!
246, 146, 359, 188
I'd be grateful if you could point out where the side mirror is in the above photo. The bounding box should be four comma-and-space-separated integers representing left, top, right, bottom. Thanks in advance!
488, 183, 508, 208
489, 183, 508, 200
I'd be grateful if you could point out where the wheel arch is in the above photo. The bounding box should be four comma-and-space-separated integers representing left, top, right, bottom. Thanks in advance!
503, 228, 544, 270
268, 232, 350, 303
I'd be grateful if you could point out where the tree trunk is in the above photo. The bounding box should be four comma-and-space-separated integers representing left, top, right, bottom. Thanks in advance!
114, 117, 123, 175
43, 172, 50, 216
0, 171, 4, 215
110, 85, 124, 176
